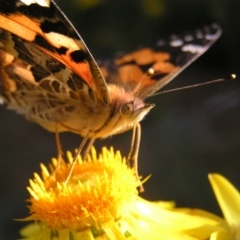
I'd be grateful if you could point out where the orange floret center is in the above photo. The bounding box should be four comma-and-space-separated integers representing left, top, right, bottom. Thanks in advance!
26, 147, 139, 231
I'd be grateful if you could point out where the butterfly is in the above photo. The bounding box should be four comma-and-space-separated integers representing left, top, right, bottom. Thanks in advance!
0, 0, 221, 182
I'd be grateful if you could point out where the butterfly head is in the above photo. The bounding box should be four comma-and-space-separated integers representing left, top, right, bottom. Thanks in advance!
109, 100, 154, 136
116, 97, 155, 134
102, 85, 154, 136
120, 101, 154, 122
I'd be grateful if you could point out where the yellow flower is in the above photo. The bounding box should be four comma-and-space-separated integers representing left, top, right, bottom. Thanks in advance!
20, 147, 227, 240
208, 173, 240, 239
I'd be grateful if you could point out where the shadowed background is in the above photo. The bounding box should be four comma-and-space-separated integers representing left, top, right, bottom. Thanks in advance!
0, 0, 240, 239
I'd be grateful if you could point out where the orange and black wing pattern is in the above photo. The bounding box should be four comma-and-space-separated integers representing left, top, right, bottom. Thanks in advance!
98, 24, 221, 99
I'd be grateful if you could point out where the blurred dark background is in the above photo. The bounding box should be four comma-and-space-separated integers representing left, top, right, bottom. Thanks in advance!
1, 0, 240, 239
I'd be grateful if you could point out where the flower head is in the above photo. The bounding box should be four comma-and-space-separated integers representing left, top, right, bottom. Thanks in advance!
20, 148, 228, 239
24, 147, 138, 230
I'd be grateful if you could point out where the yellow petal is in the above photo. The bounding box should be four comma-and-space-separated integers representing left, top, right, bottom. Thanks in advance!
210, 230, 234, 240
208, 173, 240, 227
129, 197, 224, 240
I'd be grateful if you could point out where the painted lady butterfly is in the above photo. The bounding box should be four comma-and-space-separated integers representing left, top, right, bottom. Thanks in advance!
0, 0, 221, 177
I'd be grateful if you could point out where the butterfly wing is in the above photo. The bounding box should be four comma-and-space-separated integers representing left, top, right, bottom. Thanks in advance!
98, 24, 222, 99
0, 0, 110, 105
0, 26, 100, 131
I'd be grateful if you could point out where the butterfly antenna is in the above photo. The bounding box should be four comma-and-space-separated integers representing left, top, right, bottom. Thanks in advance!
150, 74, 236, 97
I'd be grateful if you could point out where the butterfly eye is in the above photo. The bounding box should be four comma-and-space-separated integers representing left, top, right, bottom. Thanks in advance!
120, 102, 134, 118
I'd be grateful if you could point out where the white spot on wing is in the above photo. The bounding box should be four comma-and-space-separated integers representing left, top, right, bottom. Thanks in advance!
182, 44, 204, 54
170, 39, 183, 47
45, 32, 87, 52
20, 0, 50, 7
206, 33, 218, 40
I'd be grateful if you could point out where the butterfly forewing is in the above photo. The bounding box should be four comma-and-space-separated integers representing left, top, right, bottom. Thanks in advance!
99, 24, 221, 99
0, 0, 110, 105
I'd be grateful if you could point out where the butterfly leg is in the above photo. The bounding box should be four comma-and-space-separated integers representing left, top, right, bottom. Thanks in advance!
55, 123, 64, 164
128, 123, 144, 192
64, 132, 91, 184
83, 138, 95, 160
47, 123, 64, 179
